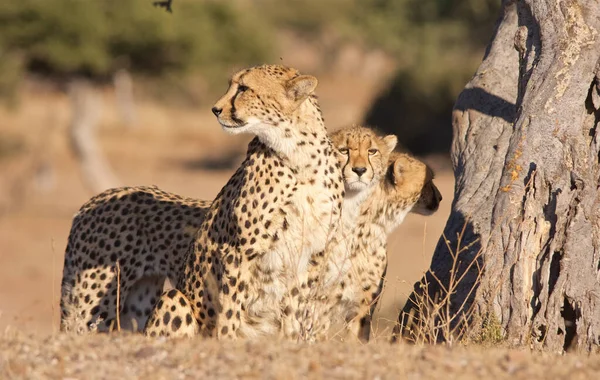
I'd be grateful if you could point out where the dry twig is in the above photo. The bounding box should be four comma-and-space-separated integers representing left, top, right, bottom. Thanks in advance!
153, 0, 173, 13
115, 261, 122, 332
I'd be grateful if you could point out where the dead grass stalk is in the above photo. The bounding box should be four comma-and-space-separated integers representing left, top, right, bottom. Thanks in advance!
398, 220, 484, 346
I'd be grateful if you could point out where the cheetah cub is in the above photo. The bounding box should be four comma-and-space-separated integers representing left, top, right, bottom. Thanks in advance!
60, 186, 210, 333
323, 125, 398, 287
143, 65, 344, 340
293, 126, 397, 338
334, 152, 441, 342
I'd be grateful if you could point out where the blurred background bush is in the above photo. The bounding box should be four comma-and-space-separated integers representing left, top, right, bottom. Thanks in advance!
0, 0, 499, 154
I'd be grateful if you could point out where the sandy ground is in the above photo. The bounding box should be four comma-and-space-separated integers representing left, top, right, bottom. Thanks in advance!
2, 331, 599, 379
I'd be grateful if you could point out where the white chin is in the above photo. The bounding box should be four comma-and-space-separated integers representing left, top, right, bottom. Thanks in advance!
221, 123, 252, 135
220, 119, 263, 135
345, 181, 369, 192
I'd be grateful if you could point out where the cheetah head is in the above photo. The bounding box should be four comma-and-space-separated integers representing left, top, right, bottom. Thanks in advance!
330, 126, 397, 194
211, 64, 318, 136
387, 153, 442, 216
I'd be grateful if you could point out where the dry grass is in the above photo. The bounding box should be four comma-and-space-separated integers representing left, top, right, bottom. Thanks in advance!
397, 173, 542, 346
1, 330, 599, 379
398, 221, 484, 345
115, 261, 122, 333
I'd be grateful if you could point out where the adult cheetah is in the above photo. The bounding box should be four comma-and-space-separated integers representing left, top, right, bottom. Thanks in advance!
60, 186, 210, 333
339, 152, 442, 342
144, 64, 344, 340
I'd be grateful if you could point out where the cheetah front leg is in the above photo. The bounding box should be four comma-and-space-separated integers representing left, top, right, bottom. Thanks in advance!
119, 275, 174, 332
280, 272, 332, 342
143, 289, 199, 338
347, 311, 373, 343
349, 275, 386, 342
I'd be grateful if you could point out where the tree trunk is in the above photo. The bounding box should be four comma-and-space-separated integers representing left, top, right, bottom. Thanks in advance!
113, 69, 137, 128
69, 79, 120, 193
396, 0, 600, 352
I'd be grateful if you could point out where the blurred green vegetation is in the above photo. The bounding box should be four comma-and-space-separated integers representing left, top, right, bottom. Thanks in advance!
260, 0, 497, 56
0, 0, 500, 153
0, 0, 272, 88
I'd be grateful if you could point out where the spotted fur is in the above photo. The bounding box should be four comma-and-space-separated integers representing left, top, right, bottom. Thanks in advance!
314, 152, 442, 342
345, 152, 441, 342
60, 186, 210, 333
294, 126, 399, 339
144, 65, 344, 340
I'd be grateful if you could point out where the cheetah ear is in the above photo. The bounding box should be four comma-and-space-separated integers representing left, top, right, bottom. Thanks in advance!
286, 75, 318, 102
388, 159, 404, 186
394, 161, 405, 186
382, 135, 398, 153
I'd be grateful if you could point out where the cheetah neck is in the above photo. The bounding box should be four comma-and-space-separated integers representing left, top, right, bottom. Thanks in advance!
256, 97, 330, 175
341, 185, 375, 229
361, 183, 416, 234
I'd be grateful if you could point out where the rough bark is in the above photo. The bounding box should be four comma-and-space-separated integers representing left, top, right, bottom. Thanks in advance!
397, 0, 600, 352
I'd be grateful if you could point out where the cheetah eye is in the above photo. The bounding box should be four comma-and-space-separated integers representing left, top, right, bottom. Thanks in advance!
368, 148, 379, 155
338, 148, 349, 155
237, 84, 249, 93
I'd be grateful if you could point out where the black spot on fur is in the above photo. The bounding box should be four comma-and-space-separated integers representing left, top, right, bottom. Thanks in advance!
172, 316, 182, 332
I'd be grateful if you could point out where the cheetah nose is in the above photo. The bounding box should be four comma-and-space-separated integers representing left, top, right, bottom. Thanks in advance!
352, 167, 367, 176
211, 107, 223, 117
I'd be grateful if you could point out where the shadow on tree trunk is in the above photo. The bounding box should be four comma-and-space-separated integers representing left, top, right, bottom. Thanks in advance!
393, 214, 483, 345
